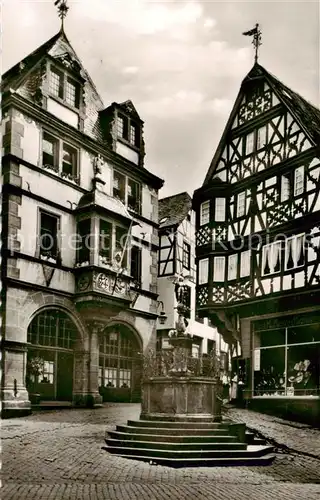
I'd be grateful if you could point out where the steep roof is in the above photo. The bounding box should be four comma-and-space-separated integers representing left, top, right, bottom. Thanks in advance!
203, 63, 320, 186
158, 192, 192, 229
2, 29, 103, 108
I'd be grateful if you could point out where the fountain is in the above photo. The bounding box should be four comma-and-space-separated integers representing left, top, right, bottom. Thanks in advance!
104, 284, 275, 466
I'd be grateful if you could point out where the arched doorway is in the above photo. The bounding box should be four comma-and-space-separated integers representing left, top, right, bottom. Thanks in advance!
27, 309, 78, 401
99, 324, 142, 402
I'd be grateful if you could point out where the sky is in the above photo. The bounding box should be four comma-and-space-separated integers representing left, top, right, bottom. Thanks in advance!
2, 0, 320, 198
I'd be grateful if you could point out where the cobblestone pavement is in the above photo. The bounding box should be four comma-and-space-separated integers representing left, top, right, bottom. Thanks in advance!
226, 405, 320, 459
2, 404, 320, 500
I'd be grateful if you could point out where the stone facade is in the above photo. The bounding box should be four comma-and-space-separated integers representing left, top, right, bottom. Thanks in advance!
1, 30, 163, 416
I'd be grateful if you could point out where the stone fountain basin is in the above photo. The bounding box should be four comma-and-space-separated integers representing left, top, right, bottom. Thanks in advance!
141, 376, 222, 421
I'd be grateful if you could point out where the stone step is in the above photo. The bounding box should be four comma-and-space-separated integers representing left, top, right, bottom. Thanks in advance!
106, 452, 275, 467
105, 444, 274, 460
106, 438, 248, 451
108, 431, 238, 443
140, 414, 218, 423
116, 425, 232, 436
127, 420, 229, 429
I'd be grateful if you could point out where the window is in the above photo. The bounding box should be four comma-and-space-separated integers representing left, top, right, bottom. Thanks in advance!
99, 220, 112, 261
240, 250, 251, 277
198, 258, 209, 284
237, 192, 246, 217
262, 241, 281, 276
127, 178, 141, 213
116, 114, 139, 147
40, 361, 54, 384
62, 143, 77, 176
245, 131, 255, 155
281, 174, 290, 202
253, 320, 320, 397
99, 325, 139, 389
228, 254, 237, 280
113, 171, 141, 214
130, 246, 142, 284
294, 166, 304, 196
115, 226, 129, 267
49, 66, 80, 109
39, 211, 59, 261
42, 131, 78, 181
200, 201, 210, 226
76, 219, 91, 264
183, 242, 191, 270
213, 256, 225, 282
215, 198, 226, 222
192, 344, 200, 358
281, 167, 305, 201
42, 132, 59, 170
257, 126, 267, 150
285, 234, 305, 270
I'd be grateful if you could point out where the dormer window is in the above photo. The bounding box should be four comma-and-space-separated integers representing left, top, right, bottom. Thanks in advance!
49, 65, 80, 109
117, 113, 140, 148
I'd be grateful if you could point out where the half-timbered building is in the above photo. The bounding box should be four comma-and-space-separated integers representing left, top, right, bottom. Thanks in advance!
193, 63, 320, 424
1, 26, 163, 416
157, 192, 229, 361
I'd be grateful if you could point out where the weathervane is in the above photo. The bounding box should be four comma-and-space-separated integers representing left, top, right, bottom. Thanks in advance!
54, 0, 69, 31
243, 23, 262, 64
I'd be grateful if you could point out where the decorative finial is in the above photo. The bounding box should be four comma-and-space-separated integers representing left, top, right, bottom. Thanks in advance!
243, 23, 262, 64
54, 0, 69, 32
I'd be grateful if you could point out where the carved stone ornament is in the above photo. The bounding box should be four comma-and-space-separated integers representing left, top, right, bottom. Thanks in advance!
93, 154, 104, 176
93, 272, 129, 296
54, 52, 81, 74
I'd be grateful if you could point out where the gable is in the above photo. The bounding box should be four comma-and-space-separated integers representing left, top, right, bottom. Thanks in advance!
204, 64, 318, 186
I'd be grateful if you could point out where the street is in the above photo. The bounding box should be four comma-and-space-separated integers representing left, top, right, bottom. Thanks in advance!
2, 403, 320, 499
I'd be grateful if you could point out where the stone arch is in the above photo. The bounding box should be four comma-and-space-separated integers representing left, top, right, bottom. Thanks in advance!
98, 320, 143, 402
103, 318, 143, 352
26, 305, 88, 402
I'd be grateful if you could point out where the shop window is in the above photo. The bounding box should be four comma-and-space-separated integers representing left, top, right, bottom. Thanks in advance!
183, 241, 191, 270
200, 201, 210, 226
253, 322, 320, 396
39, 211, 60, 262
198, 258, 209, 285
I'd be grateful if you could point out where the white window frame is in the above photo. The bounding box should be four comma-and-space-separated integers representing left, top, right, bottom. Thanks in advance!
41, 130, 79, 180
200, 201, 210, 226
294, 166, 304, 196
285, 233, 305, 271
257, 125, 267, 150
213, 256, 225, 282
240, 250, 251, 278
113, 170, 142, 214
262, 241, 282, 276
48, 64, 80, 110
228, 254, 237, 280
198, 258, 209, 285
215, 198, 226, 222
245, 131, 255, 155
237, 192, 246, 217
